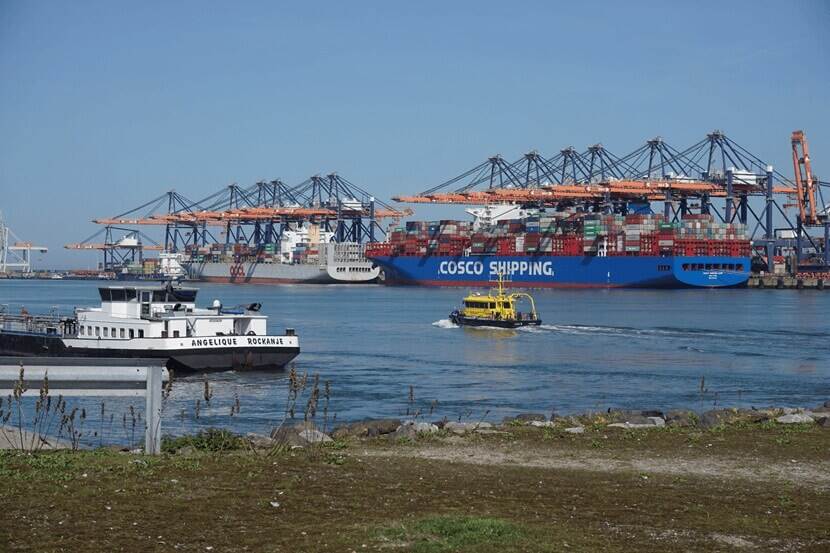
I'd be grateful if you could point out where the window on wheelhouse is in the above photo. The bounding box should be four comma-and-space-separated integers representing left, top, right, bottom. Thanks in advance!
138, 329, 144, 338
129, 329, 134, 339
140, 292, 151, 316
103, 327, 108, 337
120, 328, 125, 338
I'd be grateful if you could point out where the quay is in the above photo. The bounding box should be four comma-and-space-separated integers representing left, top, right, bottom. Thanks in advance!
748, 275, 826, 289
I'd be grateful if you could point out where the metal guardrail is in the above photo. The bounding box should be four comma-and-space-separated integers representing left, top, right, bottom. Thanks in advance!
0, 357, 169, 454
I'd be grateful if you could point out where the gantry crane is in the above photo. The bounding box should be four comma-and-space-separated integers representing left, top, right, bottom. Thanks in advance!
393, 130, 829, 271
67, 174, 412, 257
0, 211, 48, 273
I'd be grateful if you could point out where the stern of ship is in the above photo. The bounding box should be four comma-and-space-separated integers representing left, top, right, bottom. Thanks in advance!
671, 256, 751, 288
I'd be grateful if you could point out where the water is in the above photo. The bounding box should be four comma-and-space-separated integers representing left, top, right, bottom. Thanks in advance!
1, 279, 828, 441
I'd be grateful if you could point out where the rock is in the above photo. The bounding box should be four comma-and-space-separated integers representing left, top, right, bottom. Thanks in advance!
700, 409, 733, 429
504, 413, 547, 424
565, 426, 585, 434
246, 433, 274, 449
737, 409, 771, 424
298, 429, 332, 443
608, 422, 658, 429
270, 426, 308, 447
665, 410, 696, 427
443, 421, 493, 434
825, 400, 830, 409
475, 429, 509, 435
817, 416, 830, 428
776, 413, 815, 424
780, 407, 799, 415
640, 410, 664, 418
646, 416, 666, 427
617, 414, 654, 425
393, 421, 439, 439
330, 419, 402, 439
529, 420, 556, 428
176, 445, 196, 456
606, 410, 659, 425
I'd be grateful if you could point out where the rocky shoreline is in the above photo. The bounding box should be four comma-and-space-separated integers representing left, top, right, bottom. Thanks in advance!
250, 402, 830, 449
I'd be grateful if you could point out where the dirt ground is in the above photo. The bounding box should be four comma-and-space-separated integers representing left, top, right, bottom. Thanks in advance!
1, 422, 828, 552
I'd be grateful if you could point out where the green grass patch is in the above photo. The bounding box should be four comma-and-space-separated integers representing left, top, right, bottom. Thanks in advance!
162, 428, 246, 453
378, 515, 529, 552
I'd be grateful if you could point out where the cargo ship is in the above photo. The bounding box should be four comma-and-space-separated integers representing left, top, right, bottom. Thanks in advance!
366, 207, 751, 288
115, 252, 188, 281
186, 224, 379, 284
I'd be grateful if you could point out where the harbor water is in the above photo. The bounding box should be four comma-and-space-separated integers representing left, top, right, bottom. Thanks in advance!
1, 280, 828, 439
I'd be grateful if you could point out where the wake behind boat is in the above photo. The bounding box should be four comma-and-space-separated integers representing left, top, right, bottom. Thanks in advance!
0, 283, 299, 373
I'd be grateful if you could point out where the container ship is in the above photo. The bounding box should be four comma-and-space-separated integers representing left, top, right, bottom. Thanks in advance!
115, 251, 188, 281
366, 207, 751, 288
186, 224, 379, 284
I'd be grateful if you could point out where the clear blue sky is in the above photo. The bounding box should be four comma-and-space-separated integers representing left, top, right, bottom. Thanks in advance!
1, 1, 828, 268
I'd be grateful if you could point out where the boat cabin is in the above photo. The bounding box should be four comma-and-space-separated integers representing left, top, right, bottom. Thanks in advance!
74, 285, 267, 340
462, 295, 520, 319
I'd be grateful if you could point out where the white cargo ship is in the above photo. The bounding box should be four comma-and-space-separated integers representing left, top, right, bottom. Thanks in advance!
186, 224, 380, 284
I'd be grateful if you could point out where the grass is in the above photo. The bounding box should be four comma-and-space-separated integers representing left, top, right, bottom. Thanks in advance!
377, 516, 530, 552
161, 428, 247, 453
1, 423, 828, 552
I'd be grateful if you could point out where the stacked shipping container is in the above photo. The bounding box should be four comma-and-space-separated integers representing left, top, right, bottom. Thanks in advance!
366, 212, 751, 258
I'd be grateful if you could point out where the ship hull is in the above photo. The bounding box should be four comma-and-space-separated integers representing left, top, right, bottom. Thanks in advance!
188, 261, 379, 285
449, 314, 542, 328
0, 332, 299, 373
372, 255, 750, 288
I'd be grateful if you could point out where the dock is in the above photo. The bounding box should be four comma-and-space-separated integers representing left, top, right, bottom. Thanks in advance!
748, 275, 826, 289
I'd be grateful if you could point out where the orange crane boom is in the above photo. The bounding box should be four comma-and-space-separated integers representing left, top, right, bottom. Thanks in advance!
790, 130, 819, 224
394, 179, 727, 206
93, 207, 412, 226
64, 243, 164, 251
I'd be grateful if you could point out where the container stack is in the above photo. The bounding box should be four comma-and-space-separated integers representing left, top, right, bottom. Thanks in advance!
371, 211, 750, 259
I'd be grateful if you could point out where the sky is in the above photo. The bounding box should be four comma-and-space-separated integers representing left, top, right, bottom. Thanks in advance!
1, 0, 828, 268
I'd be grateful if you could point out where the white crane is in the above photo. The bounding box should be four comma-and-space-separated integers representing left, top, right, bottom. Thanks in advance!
0, 211, 48, 274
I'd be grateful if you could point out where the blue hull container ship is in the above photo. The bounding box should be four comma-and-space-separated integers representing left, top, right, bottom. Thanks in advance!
367, 254, 750, 288
366, 210, 751, 289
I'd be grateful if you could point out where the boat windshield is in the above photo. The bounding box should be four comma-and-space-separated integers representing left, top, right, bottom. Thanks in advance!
99, 287, 198, 303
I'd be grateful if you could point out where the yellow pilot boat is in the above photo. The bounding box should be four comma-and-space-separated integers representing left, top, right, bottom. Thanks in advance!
449, 273, 541, 328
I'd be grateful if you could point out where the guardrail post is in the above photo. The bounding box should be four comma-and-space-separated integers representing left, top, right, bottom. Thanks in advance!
145, 365, 162, 455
